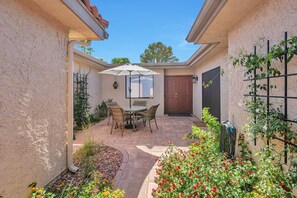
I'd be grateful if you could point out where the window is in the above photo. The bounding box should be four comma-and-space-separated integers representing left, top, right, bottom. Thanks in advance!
125, 75, 154, 98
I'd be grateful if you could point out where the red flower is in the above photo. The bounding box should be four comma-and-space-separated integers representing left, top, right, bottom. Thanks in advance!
280, 183, 291, 192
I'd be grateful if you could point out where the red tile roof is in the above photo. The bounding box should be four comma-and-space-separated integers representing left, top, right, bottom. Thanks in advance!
81, 0, 109, 29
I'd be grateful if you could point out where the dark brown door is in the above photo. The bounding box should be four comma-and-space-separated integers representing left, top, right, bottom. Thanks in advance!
202, 67, 221, 121
165, 76, 193, 114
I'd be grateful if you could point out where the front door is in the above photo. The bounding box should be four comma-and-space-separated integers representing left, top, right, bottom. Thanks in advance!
165, 76, 193, 114
202, 67, 221, 121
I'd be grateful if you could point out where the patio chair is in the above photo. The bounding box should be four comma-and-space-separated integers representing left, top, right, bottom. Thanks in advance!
133, 100, 147, 118
139, 104, 160, 133
105, 101, 120, 125
109, 107, 128, 137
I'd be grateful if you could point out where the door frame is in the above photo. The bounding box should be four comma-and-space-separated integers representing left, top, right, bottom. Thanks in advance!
164, 75, 193, 114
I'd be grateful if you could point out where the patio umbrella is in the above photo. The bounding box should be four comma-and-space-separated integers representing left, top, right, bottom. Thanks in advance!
99, 64, 159, 108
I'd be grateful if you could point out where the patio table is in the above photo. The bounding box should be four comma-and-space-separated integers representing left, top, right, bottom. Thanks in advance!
122, 106, 147, 132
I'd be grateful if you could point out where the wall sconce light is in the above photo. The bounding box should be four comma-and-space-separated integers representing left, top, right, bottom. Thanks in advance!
113, 76, 118, 89
192, 75, 198, 83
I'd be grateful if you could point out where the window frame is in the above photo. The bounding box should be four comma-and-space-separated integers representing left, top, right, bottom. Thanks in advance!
125, 75, 154, 99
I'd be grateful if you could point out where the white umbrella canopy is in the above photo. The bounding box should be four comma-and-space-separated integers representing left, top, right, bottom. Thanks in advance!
99, 64, 159, 76
99, 64, 159, 108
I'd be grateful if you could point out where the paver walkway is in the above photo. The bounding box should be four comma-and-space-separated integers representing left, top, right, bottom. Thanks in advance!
74, 115, 197, 198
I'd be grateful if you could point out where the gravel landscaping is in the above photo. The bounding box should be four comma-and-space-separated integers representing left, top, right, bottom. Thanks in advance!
45, 144, 123, 192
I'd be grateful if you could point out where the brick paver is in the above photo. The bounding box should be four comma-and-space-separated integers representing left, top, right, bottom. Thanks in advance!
74, 115, 197, 198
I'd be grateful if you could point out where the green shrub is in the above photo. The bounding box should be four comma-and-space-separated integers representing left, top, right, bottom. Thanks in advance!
154, 127, 257, 197
75, 141, 99, 177
153, 108, 295, 197
94, 100, 109, 119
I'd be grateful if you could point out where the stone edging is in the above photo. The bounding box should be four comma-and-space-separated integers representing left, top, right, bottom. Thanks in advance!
105, 144, 129, 189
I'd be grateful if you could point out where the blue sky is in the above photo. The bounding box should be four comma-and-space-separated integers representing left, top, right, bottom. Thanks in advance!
89, 0, 203, 63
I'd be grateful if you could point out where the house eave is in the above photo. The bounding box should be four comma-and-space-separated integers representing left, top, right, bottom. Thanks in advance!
187, 43, 218, 67
186, 0, 227, 43
186, 0, 262, 45
74, 49, 108, 69
31, 0, 109, 40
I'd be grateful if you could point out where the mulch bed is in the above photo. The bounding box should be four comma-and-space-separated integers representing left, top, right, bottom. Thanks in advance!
46, 144, 123, 191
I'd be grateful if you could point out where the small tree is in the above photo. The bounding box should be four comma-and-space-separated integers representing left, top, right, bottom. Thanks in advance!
111, 58, 131, 64
140, 42, 179, 63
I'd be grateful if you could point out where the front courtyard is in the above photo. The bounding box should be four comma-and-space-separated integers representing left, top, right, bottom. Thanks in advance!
1, 0, 297, 197
74, 115, 197, 197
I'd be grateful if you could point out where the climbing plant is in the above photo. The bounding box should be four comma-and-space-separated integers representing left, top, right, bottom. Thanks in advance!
231, 34, 297, 167
73, 73, 91, 128
232, 36, 297, 140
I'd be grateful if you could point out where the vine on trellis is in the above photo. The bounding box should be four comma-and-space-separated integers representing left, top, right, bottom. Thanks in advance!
74, 73, 91, 128
231, 33, 297, 164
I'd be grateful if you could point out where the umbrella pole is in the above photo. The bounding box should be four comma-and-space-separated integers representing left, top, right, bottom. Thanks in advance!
129, 71, 132, 108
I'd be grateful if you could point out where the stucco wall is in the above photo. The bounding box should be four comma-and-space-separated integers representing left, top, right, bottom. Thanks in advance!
228, 0, 297, 154
164, 68, 194, 76
101, 68, 165, 115
192, 48, 229, 121
0, 1, 68, 197
74, 58, 103, 113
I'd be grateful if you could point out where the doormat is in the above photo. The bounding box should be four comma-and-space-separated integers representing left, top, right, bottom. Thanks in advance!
193, 121, 206, 127
168, 114, 192, 117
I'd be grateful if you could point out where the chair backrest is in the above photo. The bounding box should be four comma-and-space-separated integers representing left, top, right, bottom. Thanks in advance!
146, 104, 159, 119
133, 100, 147, 107
109, 107, 125, 122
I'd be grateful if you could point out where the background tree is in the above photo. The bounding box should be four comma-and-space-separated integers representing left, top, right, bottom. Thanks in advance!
79, 40, 94, 55
111, 58, 131, 64
140, 42, 179, 63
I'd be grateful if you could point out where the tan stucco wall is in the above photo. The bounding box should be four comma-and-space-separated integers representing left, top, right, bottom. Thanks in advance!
0, 1, 68, 197
192, 48, 229, 121
74, 59, 103, 113
164, 68, 194, 76
228, 0, 297, 155
101, 68, 165, 115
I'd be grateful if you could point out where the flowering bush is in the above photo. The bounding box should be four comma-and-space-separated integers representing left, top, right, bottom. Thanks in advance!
153, 108, 295, 197
29, 174, 124, 198
153, 127, 257, 197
